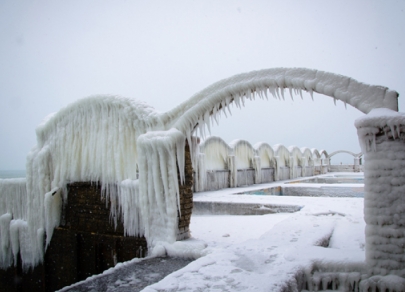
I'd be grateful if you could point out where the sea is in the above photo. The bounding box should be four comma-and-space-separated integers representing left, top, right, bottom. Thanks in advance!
0, 170, 26, 179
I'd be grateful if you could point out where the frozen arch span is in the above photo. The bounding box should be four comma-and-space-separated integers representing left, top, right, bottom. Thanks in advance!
0, 68, 400, 273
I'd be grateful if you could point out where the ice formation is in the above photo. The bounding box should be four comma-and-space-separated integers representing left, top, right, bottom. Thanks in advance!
0, 67, 399, 272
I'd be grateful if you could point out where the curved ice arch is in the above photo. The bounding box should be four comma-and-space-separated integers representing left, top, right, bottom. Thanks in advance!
164, 68, 399, 141
288, 146, 303, 166
274, 144, 290, 181
274, 144, 290, 167
300, 147, 315, 177
199, 136, 232, 171
254, 142, 276, 168
311, 148, 322, 166
300, 147, 314, 167
319, 149, 329, 159
288, 146, 303, 179
328, 150, 363, 158
229, 139, 255, 170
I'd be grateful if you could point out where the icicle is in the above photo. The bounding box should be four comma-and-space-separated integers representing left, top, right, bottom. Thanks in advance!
299, 89, 303, 100
288, 87, 294, 100
204, 111, 211, 135
390, 125, 396, 139
275, 87, 281, 100
333, 97, 337, 105
280, 88, 285, 100
225, 96, 233, 116
241, 94, 246, 107
257, 88, 263, 99
220, 101, 228, 118
309, 89, 314, 100
263, 88, 269, 100
245, 89, 251, 100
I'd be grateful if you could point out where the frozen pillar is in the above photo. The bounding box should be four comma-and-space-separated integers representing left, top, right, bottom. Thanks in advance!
321, 158, 330, 174
290, 156, 295, 179
228, 155, 237, 188
253, 156, 261, 184
355, 108, 405, 278
354, 157, 360, 172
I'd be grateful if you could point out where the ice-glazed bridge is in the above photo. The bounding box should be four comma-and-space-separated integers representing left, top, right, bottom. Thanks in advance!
0, 67, 403, 290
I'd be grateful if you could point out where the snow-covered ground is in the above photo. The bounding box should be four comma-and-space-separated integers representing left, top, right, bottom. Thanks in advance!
146, 173, 366, 291
60, 172, 366, 291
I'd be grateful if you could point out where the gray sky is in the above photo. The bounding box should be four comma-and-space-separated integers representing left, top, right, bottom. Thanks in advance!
1, 0, 404, 170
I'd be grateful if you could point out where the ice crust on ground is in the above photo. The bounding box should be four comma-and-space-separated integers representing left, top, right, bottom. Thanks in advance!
143, 188, 367, 292
0, 68, 399, 270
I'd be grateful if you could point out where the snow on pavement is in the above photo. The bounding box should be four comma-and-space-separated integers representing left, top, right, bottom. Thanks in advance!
143, 175, 365, 291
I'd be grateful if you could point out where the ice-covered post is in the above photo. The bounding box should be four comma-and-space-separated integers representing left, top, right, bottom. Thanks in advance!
355, 108, 405, 278
289, 156, 295, 179
253, 156, 261, 184
228, 155, 237, 188
354, 157, 361, 172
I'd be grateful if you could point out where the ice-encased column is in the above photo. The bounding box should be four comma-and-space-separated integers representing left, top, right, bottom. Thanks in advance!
354, 157, 361, 172
355, 108, 405, 278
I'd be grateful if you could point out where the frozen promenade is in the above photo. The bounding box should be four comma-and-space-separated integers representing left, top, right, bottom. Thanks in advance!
60, 173, 365, 291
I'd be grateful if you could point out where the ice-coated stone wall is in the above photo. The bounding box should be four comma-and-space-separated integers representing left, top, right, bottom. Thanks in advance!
356, 108, 405, 278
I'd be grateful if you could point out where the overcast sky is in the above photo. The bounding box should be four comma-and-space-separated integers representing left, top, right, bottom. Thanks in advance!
1, 0, 404, 170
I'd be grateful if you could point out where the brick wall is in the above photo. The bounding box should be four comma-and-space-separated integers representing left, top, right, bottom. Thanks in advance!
177, 142, 193, 240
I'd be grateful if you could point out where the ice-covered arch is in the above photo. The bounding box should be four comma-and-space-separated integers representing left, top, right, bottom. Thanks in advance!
254, 142, 276, 184
196, 136, 232, 192
254, 142, 275, 168
229, 139, 255, 169
288, 146, 303, 179
199, 136, 231, 170
300, 147, 314, 176
228, 140, 256, 187
311, 149, 321, 165
162, 68, 398, 143
328, 150, 363, 158
274, 144, 290, 181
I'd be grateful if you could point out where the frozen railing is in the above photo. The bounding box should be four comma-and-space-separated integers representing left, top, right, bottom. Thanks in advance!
194, 136, 362, 192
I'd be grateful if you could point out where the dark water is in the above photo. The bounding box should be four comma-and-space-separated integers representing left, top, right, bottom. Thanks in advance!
0, 170, 26, 178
